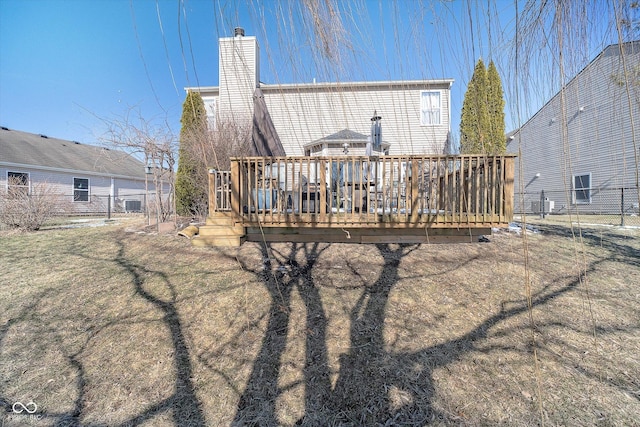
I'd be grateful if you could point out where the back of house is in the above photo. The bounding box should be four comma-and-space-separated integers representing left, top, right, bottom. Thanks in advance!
186, 31, 455, 157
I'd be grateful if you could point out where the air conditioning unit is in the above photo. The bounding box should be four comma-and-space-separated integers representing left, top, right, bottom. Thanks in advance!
124, 200, 142, 212
531, 199, 555, 214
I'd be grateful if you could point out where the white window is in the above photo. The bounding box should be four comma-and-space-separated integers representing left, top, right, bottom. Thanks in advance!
573, 173, 592, 204
420, 91, 441, 125
205, 98, 216, 130
73, 177, 89, 202
7, 171, 29, 197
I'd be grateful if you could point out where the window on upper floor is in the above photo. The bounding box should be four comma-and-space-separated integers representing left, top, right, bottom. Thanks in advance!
206, 99, 217, 130
7, 171, 29, 197
420, 91, 441, 126
73, 177, 89, 202
573, 173, 592, 204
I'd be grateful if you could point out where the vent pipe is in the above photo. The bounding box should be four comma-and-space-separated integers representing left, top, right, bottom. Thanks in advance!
370, 111, 382, 150
234, 27, 245, 37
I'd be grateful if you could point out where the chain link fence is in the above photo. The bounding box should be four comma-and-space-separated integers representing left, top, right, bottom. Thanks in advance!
0, 188, 171, 231
515, 187, 640, 227
82, 194, 150, 216
68, 193, 173, 223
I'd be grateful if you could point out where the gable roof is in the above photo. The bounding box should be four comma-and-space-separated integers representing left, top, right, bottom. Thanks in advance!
306, 129, 391, 149
0, 127, 146, 179
313, 129, 368, 143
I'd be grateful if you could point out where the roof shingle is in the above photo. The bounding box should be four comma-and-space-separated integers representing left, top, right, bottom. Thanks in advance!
0, 128, 146, 179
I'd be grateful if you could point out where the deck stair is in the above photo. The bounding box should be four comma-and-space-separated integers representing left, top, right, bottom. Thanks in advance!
192, 212, 246, 247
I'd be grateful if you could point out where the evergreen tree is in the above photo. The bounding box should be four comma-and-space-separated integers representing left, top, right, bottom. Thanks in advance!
460, 59, 506, 154
460, 59, 489, 154
487, 60, 506, 154
176, 91, 208, 216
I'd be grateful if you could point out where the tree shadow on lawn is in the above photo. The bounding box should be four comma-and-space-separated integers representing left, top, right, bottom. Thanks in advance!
0, 235, 208, 427
107, 238, 207, 427
2, 227, 638, 426
230, 238, 637, 426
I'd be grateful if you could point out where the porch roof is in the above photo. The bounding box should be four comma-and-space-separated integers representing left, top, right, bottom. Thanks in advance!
304, 129, 390, 150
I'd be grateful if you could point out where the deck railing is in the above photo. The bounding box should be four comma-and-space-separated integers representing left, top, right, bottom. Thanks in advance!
209, 169, 232, 213
209, 155, 515, 228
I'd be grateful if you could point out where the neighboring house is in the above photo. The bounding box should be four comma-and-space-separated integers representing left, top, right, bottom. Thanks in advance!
0, 127, 160, 214
186, 29, 454, 156
507, 41, 640, 215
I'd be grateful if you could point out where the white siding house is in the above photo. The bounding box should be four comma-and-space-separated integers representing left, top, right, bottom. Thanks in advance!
0, 127, 159, 214
507, 41, 640, 216
187, 31, 453, 156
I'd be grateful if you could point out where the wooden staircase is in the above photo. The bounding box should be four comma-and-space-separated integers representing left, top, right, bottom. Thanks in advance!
191, 212, 246, 247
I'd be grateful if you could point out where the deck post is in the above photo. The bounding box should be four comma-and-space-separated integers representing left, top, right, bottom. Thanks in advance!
503, 156, 514, 222
230, 160, 241, 221
208, 170, 215, 214
319, 158, 327, 221
410, 159, 419, 221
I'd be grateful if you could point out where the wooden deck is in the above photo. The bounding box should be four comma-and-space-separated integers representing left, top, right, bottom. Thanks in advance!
193, 155, 515, 246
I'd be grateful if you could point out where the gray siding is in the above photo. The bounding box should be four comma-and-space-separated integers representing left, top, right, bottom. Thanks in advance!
261, 82, 451, 156
1, 166, 155, 214
197, 81, 452, 156
508, 42, 640, 214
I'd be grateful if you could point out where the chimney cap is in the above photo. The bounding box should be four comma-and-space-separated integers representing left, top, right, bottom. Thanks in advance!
234, 27, 245, 37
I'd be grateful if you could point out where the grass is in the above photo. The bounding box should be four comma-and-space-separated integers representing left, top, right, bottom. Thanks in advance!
517, 213, 640, 228
0, 218, 639, 426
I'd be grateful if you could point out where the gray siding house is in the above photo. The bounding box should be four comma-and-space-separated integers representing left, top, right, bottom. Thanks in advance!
1, 127, 155, 214
507, 41, 640, 216
187, 31, 454, 156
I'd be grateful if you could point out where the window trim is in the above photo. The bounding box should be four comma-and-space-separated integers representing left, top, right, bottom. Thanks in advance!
572, 172, 592, 205
6, 171, 30, 195
420, 90, 442, 126
73, 177, 90, 202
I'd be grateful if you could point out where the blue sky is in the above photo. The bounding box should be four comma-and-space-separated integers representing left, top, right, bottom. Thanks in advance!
0, 0, 625, 147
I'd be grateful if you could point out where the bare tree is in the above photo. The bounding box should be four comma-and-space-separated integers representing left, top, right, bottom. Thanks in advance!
100, 109, 177, 224
179, 117, 253, 219
202, 118, 253, 171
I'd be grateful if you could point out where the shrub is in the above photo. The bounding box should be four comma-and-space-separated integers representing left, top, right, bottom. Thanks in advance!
0, 180, 72, 231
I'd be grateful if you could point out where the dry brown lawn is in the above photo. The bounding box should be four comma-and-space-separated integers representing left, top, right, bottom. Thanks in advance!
0, 218, 639, 426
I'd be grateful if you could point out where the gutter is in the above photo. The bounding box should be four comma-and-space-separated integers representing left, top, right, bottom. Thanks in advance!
0, 161, 147, 182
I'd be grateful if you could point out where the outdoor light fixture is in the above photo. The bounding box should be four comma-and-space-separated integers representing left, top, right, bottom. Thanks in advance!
145, 165, 153, 175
